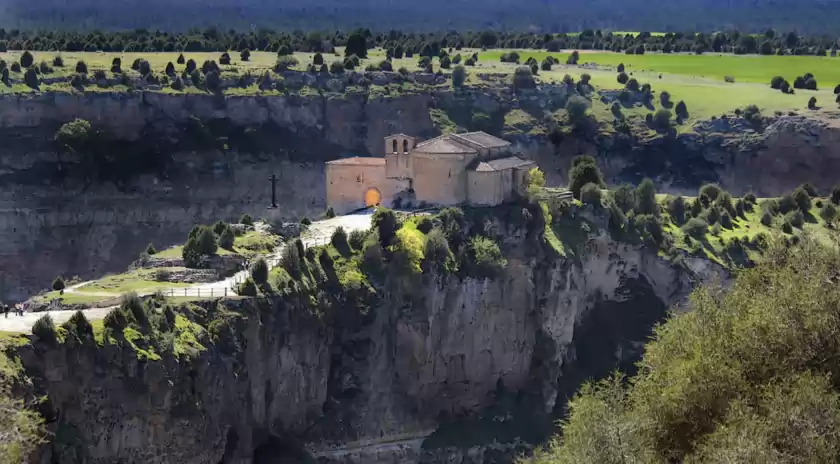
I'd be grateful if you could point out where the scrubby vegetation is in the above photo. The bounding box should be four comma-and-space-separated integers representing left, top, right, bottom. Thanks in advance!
553, 156, 833, 268
0, 329, 44, 463
535, 238, 840, 463
94, 293, 214, 361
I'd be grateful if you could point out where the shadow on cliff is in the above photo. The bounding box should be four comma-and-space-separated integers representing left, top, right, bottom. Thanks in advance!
422, 275, 669, 460
251, 436, 314, 464
554, 275, 667, 400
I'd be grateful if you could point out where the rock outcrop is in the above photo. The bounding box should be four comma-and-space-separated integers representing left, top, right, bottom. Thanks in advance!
1, 85, 832, 301
14, 211, 723, 463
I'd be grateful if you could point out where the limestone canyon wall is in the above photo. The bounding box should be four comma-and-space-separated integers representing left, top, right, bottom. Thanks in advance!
1, 88, 837, 300
15, 218, 721, 463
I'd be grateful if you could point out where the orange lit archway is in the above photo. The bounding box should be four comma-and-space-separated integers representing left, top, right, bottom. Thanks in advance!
364, 188, 381, 207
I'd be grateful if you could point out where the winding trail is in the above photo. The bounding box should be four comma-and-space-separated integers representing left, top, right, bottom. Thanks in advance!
1, 212, 374, 334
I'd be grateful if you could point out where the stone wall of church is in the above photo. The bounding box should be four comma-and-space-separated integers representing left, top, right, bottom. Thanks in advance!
467, 170, 506, 206
386, 153, 414, 179
412, 153, 477, 206
325, 163, 408, 213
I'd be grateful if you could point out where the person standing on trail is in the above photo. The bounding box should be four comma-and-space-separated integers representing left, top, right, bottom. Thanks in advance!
3, 304, 8, 318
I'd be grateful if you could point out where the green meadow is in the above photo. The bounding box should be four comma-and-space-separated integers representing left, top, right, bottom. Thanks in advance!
460, 49, 836, 122
478, 50, 840, 85
0, 47, 835, 125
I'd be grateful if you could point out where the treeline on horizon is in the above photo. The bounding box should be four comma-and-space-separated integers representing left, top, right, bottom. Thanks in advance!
0, 28, 837, 57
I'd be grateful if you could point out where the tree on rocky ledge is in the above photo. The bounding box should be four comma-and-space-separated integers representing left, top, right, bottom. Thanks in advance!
55, 119, 94, 156
565, 96, 590, 125
568, 155, 605, 198
183, 225, 217, 268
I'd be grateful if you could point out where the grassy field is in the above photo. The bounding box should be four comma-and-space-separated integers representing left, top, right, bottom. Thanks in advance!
0, 47, 836, 128
364, 47, 834, 122
610, 32, 668, 37
28, 228, 283, 308
81, 268, 192, 294
155, 245, 233, 259
11, 47, 836, 89
477, 50, 840, 85
450, 49, 834, 123
32, 291, 119, 306
0, 50, 319, 76
8, 47, 838, 90
154, 230, 278, 259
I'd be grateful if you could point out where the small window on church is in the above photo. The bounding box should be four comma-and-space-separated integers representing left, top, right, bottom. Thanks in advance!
392, 140, 398, 154
403, 139, 409, 154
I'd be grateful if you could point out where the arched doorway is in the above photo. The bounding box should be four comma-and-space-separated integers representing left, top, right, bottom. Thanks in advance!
365, 188, 381, 207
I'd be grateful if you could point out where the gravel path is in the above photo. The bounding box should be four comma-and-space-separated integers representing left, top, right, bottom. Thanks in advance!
1, 212, 374, 334
0, 307, 114, 333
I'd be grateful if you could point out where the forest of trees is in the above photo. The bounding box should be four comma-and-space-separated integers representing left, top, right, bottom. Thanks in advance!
0, 27, 837, 57
5, 0, 840, 34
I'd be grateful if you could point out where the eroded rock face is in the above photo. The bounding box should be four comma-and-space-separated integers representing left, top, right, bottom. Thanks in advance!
20, 300, 331, 464
1, 88, 831, 302
16, 214, 724, 464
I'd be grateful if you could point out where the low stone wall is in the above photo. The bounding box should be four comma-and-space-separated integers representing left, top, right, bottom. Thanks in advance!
152, 268, 219, 284
133, 257, 185, 269
208, 255, 246, 276
133, 254, 245, 277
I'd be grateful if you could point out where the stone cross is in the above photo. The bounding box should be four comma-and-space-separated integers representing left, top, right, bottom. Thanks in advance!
269, 173, 278, 208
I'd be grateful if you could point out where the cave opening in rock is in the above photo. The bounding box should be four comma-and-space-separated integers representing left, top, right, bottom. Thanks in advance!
218, 428, 239, 464
555, 275, 668, 404
251, 436, 313, 464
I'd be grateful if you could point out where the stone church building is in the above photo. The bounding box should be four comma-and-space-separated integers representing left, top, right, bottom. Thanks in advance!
325, 132, 535, 213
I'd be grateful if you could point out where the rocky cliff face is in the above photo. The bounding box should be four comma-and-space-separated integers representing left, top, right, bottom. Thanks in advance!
1, 86, 831, 300
15, 212, 722, 463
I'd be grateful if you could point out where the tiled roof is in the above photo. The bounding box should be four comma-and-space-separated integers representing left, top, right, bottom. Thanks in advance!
414, 131, 511, 155
384, 133, 416, 139
451, 132, 511, 149
413, 136, 477, 154
471, 156, 535, 172
326, 157, 386, 166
